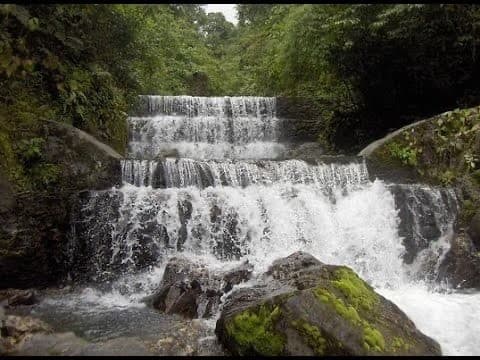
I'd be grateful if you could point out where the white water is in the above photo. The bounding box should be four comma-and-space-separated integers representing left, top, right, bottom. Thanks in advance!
64, 96, 480, 355
129, 96, 281, 159
121, 158, 368, 188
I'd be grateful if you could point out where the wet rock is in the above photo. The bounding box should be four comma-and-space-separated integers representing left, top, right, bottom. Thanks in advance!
467, 211, 480, 250
177, 199, 193, 251
80, 337, 152, 356
0, 120, 122, 289
0, 315, 53, 354
437, 231, 480, 289
0, 289, 37, 307
283, 142, 325, 162
148, 256, 253, 319
155, 148, 179, 160
266, 251, 323, 281
216, 252, 441, 356
10, 332, 88, 356
223, 262, 254, 293
388, 184, 457, 264
3, 315, 52, 339
152, 321, 204, 356
8, 331, 156, 356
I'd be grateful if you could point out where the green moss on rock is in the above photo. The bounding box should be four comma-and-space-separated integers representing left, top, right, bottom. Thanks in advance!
292, 319, 327, 355
332, 267, 379, 312
363, 326, 385, 352
314, 287, 362, 325
225, 303, 285, 356
313, 282, 385, 353
390, 336, 412, 352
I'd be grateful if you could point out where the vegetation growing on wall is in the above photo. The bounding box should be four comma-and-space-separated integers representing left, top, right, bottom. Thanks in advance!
372, 106, 480, 224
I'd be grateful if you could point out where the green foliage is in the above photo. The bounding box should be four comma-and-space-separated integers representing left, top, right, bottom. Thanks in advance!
387, 142, 419, 167
437, 170, 455, 186
225, 4, 480, 151
434, 108, 480, 172
2, 3, 480, 188
460, 199, 477, 224
30, 163, 60, 187
380, 106, 479, 189
0, 4, 239, 160
17, 137, 44, 165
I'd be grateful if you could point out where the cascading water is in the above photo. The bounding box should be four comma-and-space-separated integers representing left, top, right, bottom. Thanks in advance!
128, 96, 284, 160
43, 96, 480, 355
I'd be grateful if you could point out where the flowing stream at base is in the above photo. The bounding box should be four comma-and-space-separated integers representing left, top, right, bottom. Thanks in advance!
25, 96, 480, 355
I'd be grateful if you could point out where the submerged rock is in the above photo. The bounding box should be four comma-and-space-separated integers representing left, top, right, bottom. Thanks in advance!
1, 313, 220, 356
147, 256, 252, 319
216, 251, 441, 356
0, 289, 37, 307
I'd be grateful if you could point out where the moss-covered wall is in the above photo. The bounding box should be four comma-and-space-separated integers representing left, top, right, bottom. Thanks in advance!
365, 106, 480, 226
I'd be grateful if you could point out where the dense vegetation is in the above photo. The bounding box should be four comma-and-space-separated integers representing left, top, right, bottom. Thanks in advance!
227, 4, 480, 150
0, 4, 227, 191
1, 4, 480, 190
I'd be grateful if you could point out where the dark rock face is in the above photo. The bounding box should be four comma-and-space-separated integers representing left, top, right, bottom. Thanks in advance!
437, 231, 480, 289
148, 256, 253, 319
388, 184, 458, 264
66, 190, 124, 282
216, 251, 441, 356
467, 211, 480, 250
276, 97, 327, 144
364, 157, 422, 184
0, 120, 122, 289
282, 142, 325, 163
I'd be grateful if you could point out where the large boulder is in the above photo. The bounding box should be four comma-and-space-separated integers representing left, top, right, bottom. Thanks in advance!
216, 252, 441, 356
147, 256, 253, 319
0, 120, 123, 289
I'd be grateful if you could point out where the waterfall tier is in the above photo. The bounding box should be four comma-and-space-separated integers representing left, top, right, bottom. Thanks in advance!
121, 158, 368, 189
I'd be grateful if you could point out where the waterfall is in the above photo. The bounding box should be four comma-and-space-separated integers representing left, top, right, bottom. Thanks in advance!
128, 96, 284, 159
62, 96, 479, 355
120, 158, 368, 189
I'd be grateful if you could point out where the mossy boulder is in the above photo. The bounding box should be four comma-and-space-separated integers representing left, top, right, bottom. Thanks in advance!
0, 120, 122, 289
216, 252, 441, 356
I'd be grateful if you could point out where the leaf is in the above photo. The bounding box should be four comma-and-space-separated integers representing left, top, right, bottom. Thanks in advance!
27, 17, 39, 31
